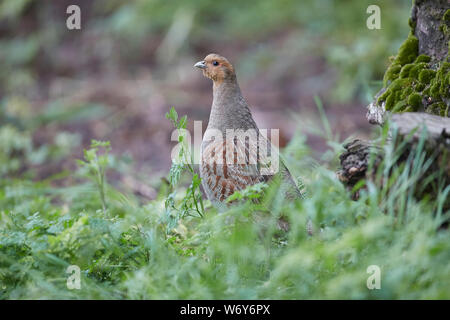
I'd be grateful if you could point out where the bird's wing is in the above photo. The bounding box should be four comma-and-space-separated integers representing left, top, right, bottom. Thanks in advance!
201, 135, 270, 201
229, 131, 304, 199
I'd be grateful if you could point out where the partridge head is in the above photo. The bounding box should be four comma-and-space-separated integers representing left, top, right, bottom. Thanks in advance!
194, 53, 236, 84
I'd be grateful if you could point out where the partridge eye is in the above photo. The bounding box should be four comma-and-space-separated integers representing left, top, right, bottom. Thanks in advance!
212, 61, 219, 66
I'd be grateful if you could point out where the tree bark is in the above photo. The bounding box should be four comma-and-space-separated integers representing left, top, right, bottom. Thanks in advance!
366, 0, 450, 125
337, 112, 450, 204
340, 1, 450, 211
413, 0, 450, 61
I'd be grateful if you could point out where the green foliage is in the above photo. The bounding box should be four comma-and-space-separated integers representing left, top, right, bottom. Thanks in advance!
0, 97, 84, 178
383, 34, 419, 86
0, 124, 32, 175
377, 11, 450, 116
378, 55, 450, 116
0, 111, 449, 299
77, 140, 111, 215
440, 9, 450, 36
414, 54, 431, 64
164, 107, 204, 232
418, 69, 436, 85
0, 0, 448, 300
226, 182, 268, 203
407, 93, 422, 111
444, 9, 450, 23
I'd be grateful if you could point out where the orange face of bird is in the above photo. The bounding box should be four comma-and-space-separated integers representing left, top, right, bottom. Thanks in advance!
194, 54, 235, 83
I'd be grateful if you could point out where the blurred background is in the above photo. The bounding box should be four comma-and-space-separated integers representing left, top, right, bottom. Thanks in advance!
0, 0, 411, 186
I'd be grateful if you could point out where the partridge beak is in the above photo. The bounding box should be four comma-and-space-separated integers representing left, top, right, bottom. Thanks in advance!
194, 60, 207, 69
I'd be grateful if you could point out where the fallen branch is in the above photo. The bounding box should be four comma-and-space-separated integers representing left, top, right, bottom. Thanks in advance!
338, 112, 450, 203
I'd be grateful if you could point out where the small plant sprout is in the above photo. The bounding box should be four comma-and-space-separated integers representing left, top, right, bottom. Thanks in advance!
77, 140, 111, 215
165, 107, 205, 232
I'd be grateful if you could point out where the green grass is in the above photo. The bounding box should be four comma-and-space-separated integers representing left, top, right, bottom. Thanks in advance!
0, 109, 449, 299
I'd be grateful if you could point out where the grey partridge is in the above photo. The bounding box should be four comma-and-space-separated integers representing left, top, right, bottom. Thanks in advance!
194, 53, 302, 205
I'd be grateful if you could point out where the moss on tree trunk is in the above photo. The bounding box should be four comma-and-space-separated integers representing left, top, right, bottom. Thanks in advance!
339, 1, 450, 212
367, 0, 450, 123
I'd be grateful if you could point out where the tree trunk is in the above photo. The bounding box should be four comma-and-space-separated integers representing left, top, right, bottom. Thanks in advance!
339, 1, 449, 212
366, 0, 450, 124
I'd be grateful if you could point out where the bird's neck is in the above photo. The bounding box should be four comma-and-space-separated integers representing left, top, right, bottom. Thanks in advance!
208, 78, 256, 132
